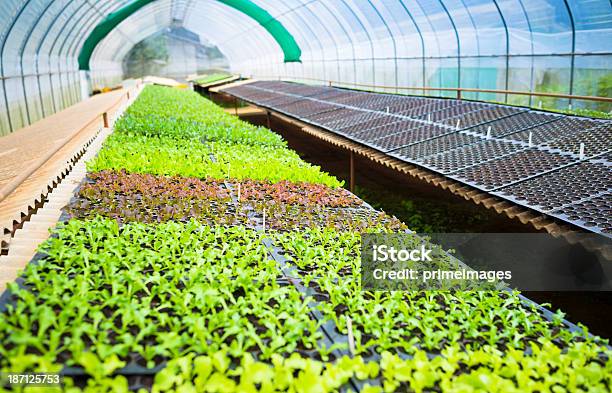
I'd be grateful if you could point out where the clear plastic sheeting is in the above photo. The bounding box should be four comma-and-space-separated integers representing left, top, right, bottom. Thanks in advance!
1, 0, 611, 136
0, 0, 131, 135
91, 0, 282, 78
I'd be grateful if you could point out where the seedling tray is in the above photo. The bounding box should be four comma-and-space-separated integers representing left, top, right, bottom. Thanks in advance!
499, 114, 592, 140
312, 109, 385, 130
0, 225, 339, 385
391, 132, 482, 159
543, 122, 612, 157
438, 105, 526, 129
335, 115, 403, 137
414, 101, 486, 122
496, 161, 611, 212
369, 124, 454, 152
550, 193, 611, 234
420, 139, 528, 173
449, 149, 579, 190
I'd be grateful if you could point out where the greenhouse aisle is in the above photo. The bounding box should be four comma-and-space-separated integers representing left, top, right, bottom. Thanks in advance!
0, 85, 609, 391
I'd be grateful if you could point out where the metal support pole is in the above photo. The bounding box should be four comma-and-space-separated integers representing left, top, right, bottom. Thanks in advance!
456, 89, 462, 100
349, 151, 355, 193
102, 112, 109, 128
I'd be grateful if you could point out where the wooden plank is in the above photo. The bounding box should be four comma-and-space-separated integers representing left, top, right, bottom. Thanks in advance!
211, 79, 257, 93
0, 87, 137, 255
0, 125, 115, 288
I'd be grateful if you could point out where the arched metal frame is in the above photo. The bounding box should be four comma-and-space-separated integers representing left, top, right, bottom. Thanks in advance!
1, 0, 611, 136
0, 0, 133, 134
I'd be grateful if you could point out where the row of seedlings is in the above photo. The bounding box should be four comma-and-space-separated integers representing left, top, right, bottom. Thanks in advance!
0, 85, 610, 392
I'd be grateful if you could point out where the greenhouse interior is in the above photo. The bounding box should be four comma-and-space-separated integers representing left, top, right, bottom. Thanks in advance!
0, 0, 611, 391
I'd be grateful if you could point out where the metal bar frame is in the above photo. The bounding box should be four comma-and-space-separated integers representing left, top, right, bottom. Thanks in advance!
18, 0, 56, 125
397, 0, 427, 91
300, 2, 341, 82
562, 0, 576, 105
364, 0, 399, 92
0, 0, 32, 132
262, 75, 612, 104
336, 0, 377, 85
437, 0, 461, 96
491, 0, 510, 103
315, 1, 358, 85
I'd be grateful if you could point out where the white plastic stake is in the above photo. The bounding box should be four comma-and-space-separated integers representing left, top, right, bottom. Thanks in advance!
528, 132, 533, 147
427, 113, 431, 122
486, 126, 492, 139
347, 316, 355, 356
538, 100, 542, 109
386, 106, 389, 113
262, 208, 266, 232
579, 143, 585, 160
568, 103, 573, 110
456, 119, 461, 130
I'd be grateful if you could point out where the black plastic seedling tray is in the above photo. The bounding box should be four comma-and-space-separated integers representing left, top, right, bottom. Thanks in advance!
497, 161, 611, 212
349, 119, 423, 142
371, 124, 454, 152
543, 122, 612, 157
550, 193, 611, 234
420, 139, 528, 173
438, 105, 526, 129
220, 81, 612, 235
449, 149, 579, 189
391, 132, 483, 160
503, 116, 602, 147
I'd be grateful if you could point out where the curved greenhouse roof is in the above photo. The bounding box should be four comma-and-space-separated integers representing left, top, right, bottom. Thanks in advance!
1, 0, 611, 134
